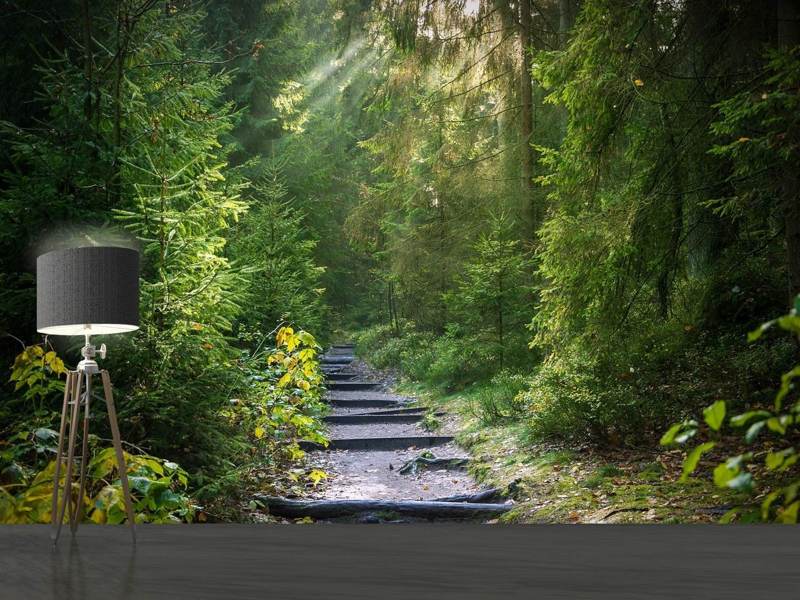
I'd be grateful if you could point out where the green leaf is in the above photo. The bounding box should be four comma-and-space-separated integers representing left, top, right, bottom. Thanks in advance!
730, 410, 771, 427
777, 501, 799, 524
748, 320, 774, 342
744, 420, 767, 443
764, 448, 797, 471
719, 507, 742, 524
766, 415, 791, 435
726, 472, 753, 492
713, 462, 737, 487
762, 490, 781, 520
703, 401, 726, 431
675, 428, 698, 444
659, 423, 683, 446
660, 420, 697, 446
680, 442, 715, 482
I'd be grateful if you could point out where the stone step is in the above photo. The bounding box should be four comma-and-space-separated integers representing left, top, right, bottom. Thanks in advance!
326, 390, 405, 401
324, 411, 444, 424
331, 344, 354, 350
323, 413, 424, 425
349, 406, 426, 416
328, 398, 403, 408
326, 381, 381, 392
301, 436, 454, 451
321, 356, 354, 364
324, 372, 356, 381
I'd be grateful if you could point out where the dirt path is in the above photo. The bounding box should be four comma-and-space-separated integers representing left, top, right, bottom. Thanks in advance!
313, 347, 481, 500
259, 344, 512, 522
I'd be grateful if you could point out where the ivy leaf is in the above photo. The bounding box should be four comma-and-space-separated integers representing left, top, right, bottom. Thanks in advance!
765, 448, 796, 471
703, 401, 726, 431
680, 442, 715, 482
766, 451, 786, 471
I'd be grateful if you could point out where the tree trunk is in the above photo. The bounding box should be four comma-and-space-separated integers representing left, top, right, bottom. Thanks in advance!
559, 0, 574, 47
518, 0, 537, 235
783, 172, 800, 299
777, 0, 800, 298
81, 0, 94, 123
656, 106, 685, 318
110, 1, 130, 207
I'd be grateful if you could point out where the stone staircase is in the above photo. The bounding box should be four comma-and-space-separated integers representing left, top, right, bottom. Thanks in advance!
258, 343, 513, 522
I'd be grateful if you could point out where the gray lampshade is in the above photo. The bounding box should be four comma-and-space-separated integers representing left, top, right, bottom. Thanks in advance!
37, 246, 140, 336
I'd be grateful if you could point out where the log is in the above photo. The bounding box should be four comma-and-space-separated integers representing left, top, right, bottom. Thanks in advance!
255, 496, 511, 520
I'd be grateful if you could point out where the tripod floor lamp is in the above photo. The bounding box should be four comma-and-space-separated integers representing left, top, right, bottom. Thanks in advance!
37, 246, 140, 545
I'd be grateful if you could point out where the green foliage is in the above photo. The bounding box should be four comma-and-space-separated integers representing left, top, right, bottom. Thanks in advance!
197, 326, 329, 511
662, 297, 800, 522
444, 214, 534, 371
0, 450, 193, 525
228, 160, 327, 337
354, 323, 499, 391
709, 47, 800, 220
9, 345, 66, 409
89, 449, 193, 524
470, 372, 529, 426
1, 0, 799, 524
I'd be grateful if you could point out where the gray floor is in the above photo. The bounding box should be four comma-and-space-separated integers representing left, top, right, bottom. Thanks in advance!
1, 525, 798, 599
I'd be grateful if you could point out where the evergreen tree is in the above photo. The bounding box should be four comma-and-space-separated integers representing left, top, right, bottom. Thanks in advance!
446, 215, 533, 370
229, 160, 327, 337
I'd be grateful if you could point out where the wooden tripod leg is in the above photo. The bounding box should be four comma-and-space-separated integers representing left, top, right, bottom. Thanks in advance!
50, 371, 73, 540
71, 371, 91, 534
101, 370, 136, 543
54, 372, 82, 545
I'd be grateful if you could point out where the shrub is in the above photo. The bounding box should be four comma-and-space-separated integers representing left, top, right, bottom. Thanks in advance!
471, 371, 529, 426
661, 296, 800, 523
424, 331, 497, 391
0, 450, 193, 524
1, 345, 194, 524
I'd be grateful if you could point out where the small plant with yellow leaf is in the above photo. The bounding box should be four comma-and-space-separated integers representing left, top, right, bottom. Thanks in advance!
9, 344, 67, 411
226, 326, 329, 499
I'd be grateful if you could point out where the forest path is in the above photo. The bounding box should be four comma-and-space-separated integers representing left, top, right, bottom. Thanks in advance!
259, 345, 512, 522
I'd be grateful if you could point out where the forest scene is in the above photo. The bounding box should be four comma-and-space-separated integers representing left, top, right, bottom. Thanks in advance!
1, 0, 799, 526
